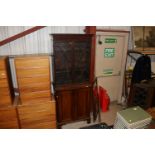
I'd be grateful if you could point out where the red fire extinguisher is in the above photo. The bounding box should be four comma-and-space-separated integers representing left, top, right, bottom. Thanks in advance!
99, 86, 110, 112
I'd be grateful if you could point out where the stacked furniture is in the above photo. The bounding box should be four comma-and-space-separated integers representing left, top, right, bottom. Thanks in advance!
14, 55, 56, 129
52, 34, 94, 128
0, 57, 19, 129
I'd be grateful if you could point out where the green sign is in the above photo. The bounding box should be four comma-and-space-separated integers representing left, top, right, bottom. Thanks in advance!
104, 48, 115, 58
103, 69, 113, 75
105, 38, 117, 43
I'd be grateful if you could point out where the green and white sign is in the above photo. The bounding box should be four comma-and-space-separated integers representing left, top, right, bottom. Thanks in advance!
105, 38, 117, 43
103, 69, 113, 75
104, 48, 115, 58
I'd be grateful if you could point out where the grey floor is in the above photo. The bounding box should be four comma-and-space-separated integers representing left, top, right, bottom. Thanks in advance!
62, 102, 123, 129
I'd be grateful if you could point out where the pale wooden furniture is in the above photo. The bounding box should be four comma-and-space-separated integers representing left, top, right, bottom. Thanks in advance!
0, 57, 14, 106
0, 55, 56, 129
14, 55, 56, 129
14, 55, 52, 103
17, 97, 56, 129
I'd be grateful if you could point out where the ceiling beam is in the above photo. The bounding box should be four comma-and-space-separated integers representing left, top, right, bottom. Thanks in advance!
0, 26, 46, 46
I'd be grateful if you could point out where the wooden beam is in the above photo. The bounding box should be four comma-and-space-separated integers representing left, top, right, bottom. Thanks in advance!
0, 26, 46, 46
85, 26, 96, 83
85, 26, 96, 34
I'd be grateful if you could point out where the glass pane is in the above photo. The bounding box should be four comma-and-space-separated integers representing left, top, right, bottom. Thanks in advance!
73, 41, 90, 83
53, 37, 91, 85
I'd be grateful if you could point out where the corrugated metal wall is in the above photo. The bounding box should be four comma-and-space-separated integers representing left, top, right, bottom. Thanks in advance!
0, 26, 85, 55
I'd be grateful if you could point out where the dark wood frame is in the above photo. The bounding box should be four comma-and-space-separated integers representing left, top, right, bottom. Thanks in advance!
52, 33, 95, 128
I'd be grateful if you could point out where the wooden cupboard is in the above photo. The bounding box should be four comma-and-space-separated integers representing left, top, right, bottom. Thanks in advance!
0, 97, 56, 129
0, 57, 14, 106
14, 55, 52, 103
52, 34, 94, 128
17, 98, 56, 129
14, 55, 56, 129
55, 84, 91, 126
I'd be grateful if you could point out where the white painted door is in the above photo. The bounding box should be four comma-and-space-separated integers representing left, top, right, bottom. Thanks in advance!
95, 31, 129, 103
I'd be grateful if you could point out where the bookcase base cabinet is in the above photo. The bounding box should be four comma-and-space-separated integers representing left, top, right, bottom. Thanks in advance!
55, 84, 92, 128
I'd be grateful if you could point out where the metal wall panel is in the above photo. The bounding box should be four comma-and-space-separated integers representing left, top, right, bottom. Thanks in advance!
0, 26, 85, 55
8, 26, 26, 55
0, 27, 11, 55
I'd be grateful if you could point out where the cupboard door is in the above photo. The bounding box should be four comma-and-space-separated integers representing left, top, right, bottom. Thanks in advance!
18, 101, 56, 129
74, 87, 91, 120
56, 90, 73, 123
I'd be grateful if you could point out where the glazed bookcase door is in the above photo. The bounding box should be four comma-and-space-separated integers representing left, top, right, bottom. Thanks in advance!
53, 35, 91, 86
54, 41, 73, 85
73, 41, 90, 83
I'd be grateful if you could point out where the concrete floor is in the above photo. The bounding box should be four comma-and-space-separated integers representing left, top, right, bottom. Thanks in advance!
62, 102, 123, 129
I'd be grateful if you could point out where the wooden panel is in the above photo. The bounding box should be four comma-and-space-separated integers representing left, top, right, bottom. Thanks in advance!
18, 101, 56, 129
20, 90, 51, 102
15, 57, 49, 69
0, 96, 12, 105
18, 76, 50, 86
0, 57, 14, 106
0, 79, 8, 88
56, 90, 73, 123
0, 70, 7, 79
19, 97, 53, 105
19, 121, 56, 129
19, 83, 51, 93
0, 59, 5, 70
15, 56, 51, 104
0, 106, 19, 129
0, 87, 10, 96
16, 68, 50, 78
75, 87, 91, 120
